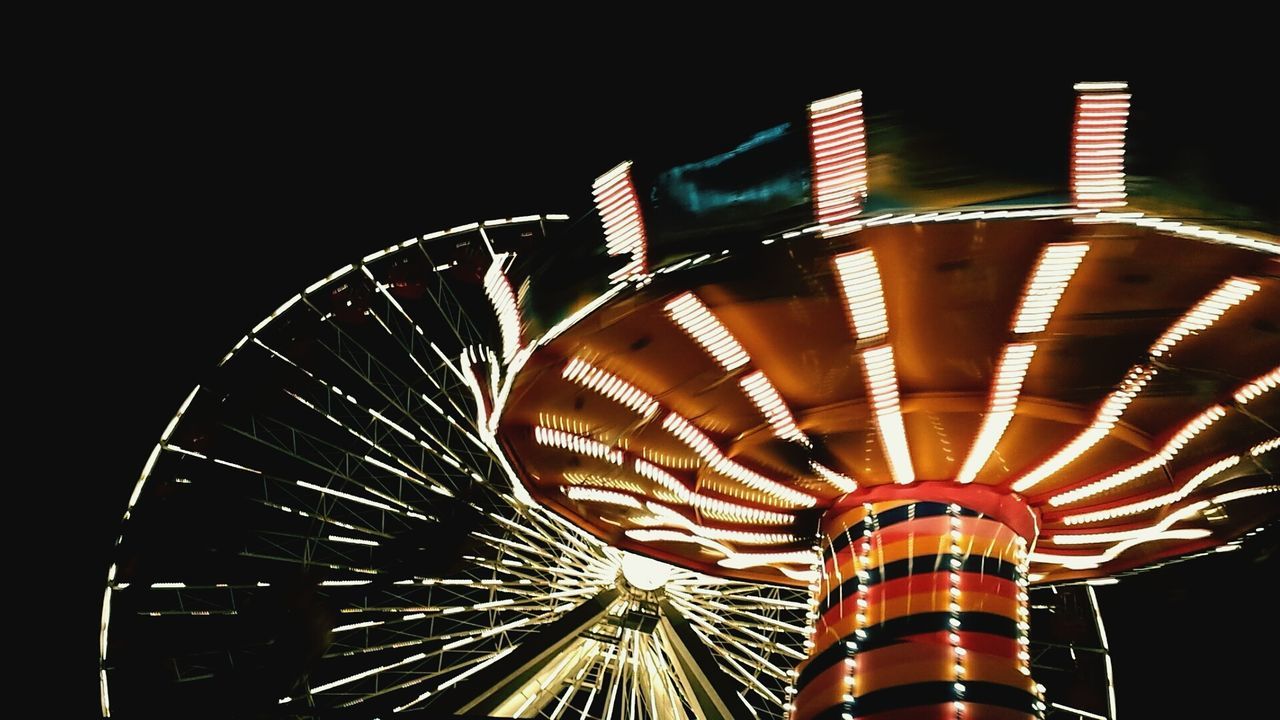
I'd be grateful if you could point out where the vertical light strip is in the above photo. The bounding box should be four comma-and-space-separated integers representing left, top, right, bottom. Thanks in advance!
1062, 455, 1241, 525
809, 90, 868, 224
1011, 365, 1156, 493
1234, 367, 1280, 404
954, 343, 1037, 484
810, 461, 857, 494
852, 505, 874, 711
483, 256, 521, 363
833, 249, 889, 341
834, 248, 912, 484
948, 504, 967, 717
1251, 437, 1280, 456
958, 243, 1087, 484
533, 426, 624, 464
633, 458, 795, 524
593, 161, 647, 282
1054, 366, 1280, 507
861, 346, 915, 484
661, 412, 817, 506
562, 358, 659, 418
1012, 243, 1090, 335
741, 370, 810, 446
1049, 405, 1227, 506
1013, 276, 1259, 493
1071, 81, 1131, 209
1149, 278, 1261, 358
664, 292, 751, 371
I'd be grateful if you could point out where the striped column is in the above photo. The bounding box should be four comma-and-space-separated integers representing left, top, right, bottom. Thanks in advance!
791, 488, 1042, 720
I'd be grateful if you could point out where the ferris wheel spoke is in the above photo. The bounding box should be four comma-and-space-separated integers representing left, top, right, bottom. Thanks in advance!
301, 299, 491, 443
332, 273, 501, 453
544, 640, 605, 720
253, 335, 488, 491
668, 593, 807, 635
674, 604, 792, 694
217, 418, 437, 515
328, 605, 572, 660
407, 240, 495, 350
253, 334, 494, 494
250, 330, 486, 469
685, 624, 783, 706
487, 510, 606, 569
667, 595, 778, 647
250, 497, 393, 539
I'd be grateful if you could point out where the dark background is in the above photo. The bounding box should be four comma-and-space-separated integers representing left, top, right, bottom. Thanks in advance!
68, 55, 1276, 716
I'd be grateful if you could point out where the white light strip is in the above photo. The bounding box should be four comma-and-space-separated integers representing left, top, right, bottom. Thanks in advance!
664, 292, 750, 371
1072, 83, 1130, 209
717, 549, 819, 570
1062, 455, 1242, 525
661, 413, 817, 506
809, 461, 857, 494
333, 620, 384, 632
483, 255, 522, 363
1235, 367, 1279, 404
634, 459, 795, 524
1074, 212, 1280, 254
1250, 437, 1280, 456
1033, 529, 1211, 570
1049, 405, 1227, 506
1211, 485, 1279, 504
740, 370, 809, 446
562, 472, 647, 496
534, 426, 624, 464
809, 90, 867, 224
593, 161, 647, 281
1050, 500, 1212, 546
1050, 703, 1110, 720
1011, 365, 1157, 493
564, 486, 643, 509
328, 535, 380, 547
296, 480, 397, 513
1149, 278, 1260, 358
562, 358, 659, 418
833, 249, 889, 341
627, 529, 734, 556
955, 343, 1037, 484
633, 458, 692, 500
1074, 81, 1129, 92
1011, 243, 1090, 334
311, 651, 428, 694
861, 346, 915, 484
1049, 476, 1269, 543
637, 503, 795, 545
1015, 278, 1261, 494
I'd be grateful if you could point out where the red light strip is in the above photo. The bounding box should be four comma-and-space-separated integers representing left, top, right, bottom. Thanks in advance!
592, 161, 647, 282
809, 90, 868, 224
1071, 81, 1131, 209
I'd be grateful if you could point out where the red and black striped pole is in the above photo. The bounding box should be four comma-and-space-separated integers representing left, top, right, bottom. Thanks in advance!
790, 484, 1044, 720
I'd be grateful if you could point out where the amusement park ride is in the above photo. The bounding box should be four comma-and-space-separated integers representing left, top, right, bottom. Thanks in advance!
100, 82, 1277, 719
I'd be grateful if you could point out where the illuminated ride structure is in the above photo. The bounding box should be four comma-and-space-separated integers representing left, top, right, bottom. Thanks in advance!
100, 83, 1278, 719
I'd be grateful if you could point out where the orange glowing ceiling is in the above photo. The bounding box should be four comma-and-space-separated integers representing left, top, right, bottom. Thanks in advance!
496, 217, 1279, 586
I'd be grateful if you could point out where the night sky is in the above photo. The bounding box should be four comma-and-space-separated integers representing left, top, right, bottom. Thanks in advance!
74, 56, 1276, 717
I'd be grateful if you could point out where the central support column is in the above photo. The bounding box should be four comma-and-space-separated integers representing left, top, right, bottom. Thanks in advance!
790, 484, 1043, 720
